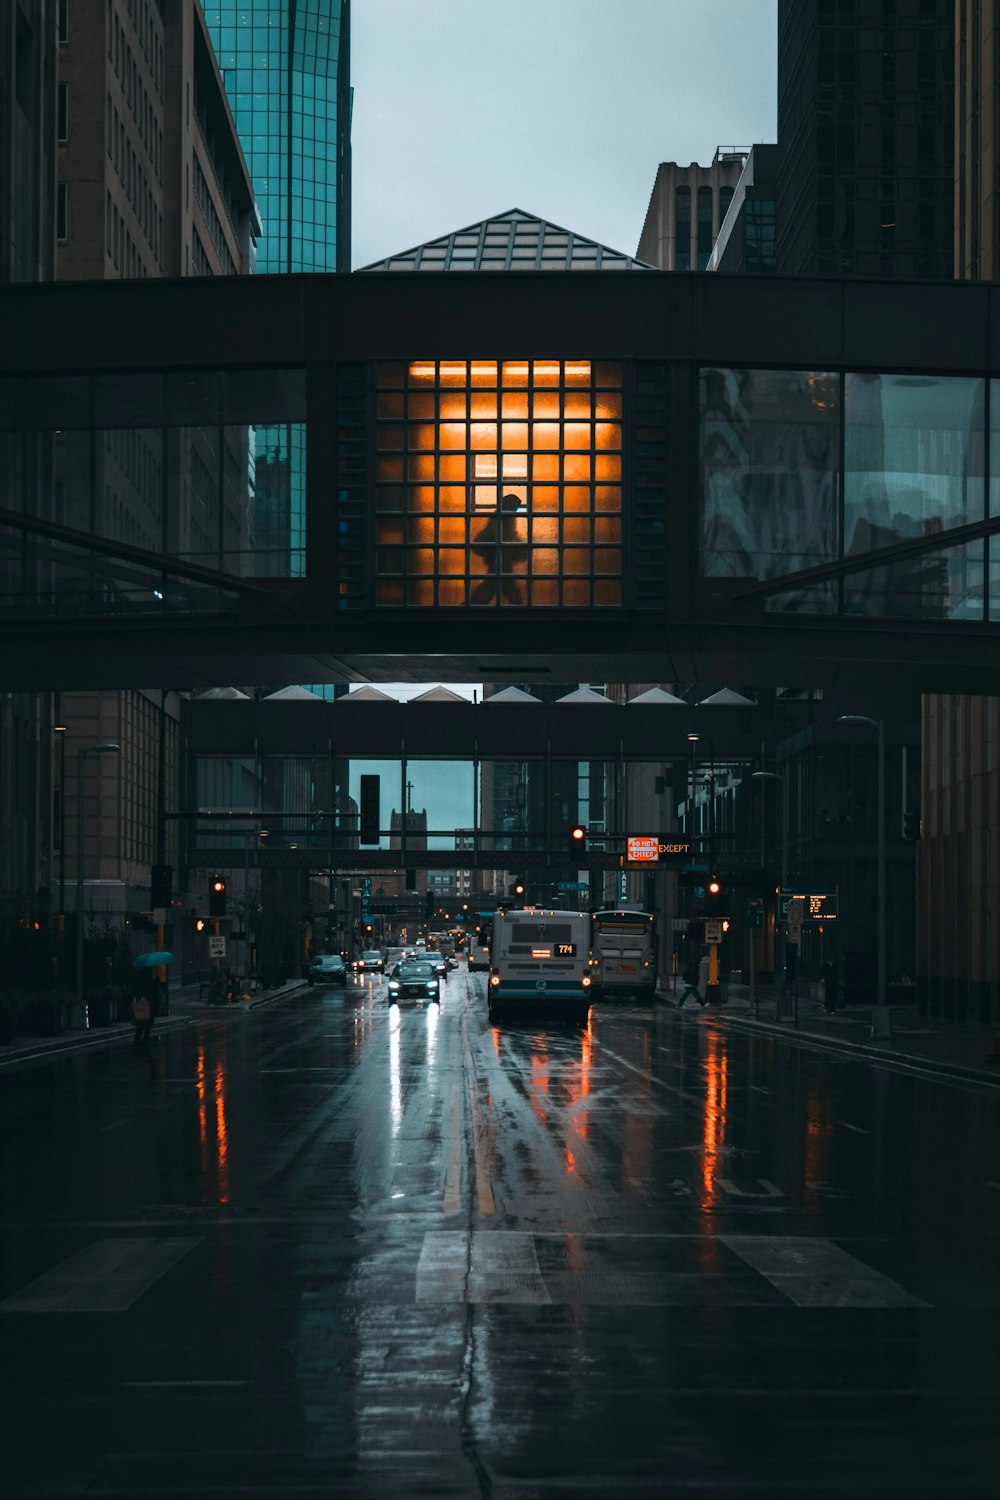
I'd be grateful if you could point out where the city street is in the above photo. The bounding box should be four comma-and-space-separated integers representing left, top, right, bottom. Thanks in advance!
2, 964, 998, 1497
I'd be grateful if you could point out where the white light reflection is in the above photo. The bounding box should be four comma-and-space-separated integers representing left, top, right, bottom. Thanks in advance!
388, 1002, 402, 1137
426, 993, 439, 1071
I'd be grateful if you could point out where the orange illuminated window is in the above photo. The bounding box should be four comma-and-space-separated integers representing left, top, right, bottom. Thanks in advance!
375, 357, 625, 609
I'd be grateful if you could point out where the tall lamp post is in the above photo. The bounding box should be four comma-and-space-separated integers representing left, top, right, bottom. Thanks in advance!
75, 742, 120, 1024
688, 733, 720, 1001
838, 715, 888, 1039
751, 770, 788, 1018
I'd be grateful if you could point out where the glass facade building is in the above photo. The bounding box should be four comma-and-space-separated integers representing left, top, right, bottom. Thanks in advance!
203, 1, 351, 275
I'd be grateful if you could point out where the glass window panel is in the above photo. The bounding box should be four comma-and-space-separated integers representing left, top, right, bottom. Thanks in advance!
410, 423, 435, 450
565, 361, 592, 387
411, 548, 436, 573
595, 486, 622, 510
470, 392, 497, 419
409, 517, 435, 542
563, 518, 591, 543
470, 423, 498, 450
595, 454, 622, 480
408, 455, 436, 479
502, 423, 528, 449
439, 579, 466, 605
595, 549, 621, 574
563, 579, 590, 604
533, 486, 560, 511
532, 392, 561, 419
377, 548, 404, 574
502, 361, 529, 388
595, 518, 622, 543
377, 393, 404, 419
595, 580, 622, 605
377, 456, 404, 481
563, 454, 591, 481
533, 454, 560, 480
376, 425, 404, 450
439, 455, 466, 480
439, 392, 466, 420
377, 486, 405, 512
439, 518, 467, 543
533, 423, 561, 449
439, 362, 467, 387
595, 422, 621, 450
701, 368, 838, 606
377, 580, 403, 604
407, 362, 436, 387
596, 392, 623, 419
564, 423, 591, 449
531, 517, 559, 543
377, 519, 403, 543
533, 361, 561, 387
564, 548, 591, 573
439, 422, 466, 450
470, 361, 498, 387
438, 549, 466, 575
596, 363, 622, 387
439, 486, 467, 511
845, 374, 985, 556
408, 392, 435, 418
408, 580, 434, 604
502, 393, 528, 418
532, 579, 559, 604
564, 393, 592, 419
408, 485, 435, 511
532, 549, 560, 574
843, 541, 984, 620
378, 363, 405, 388
563, 486, 591, 512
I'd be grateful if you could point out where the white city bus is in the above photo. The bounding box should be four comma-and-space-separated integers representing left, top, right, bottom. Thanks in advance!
487, 908, 593, 1021
590, 909, 657, 1000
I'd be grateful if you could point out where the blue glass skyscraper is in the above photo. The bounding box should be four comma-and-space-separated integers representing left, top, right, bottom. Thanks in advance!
204, 1, 351, 274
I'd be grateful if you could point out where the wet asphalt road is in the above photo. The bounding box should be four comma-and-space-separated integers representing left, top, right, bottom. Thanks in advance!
1, 962, 999, 1498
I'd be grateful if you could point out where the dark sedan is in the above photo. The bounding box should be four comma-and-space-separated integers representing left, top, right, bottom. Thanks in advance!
387, 960, 440, 1005
307, 954, 347, 987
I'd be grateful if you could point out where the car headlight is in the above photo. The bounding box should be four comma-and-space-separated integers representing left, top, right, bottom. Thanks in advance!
388, 981, 400, 993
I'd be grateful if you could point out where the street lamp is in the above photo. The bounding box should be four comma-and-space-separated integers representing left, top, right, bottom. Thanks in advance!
75, 742, 120, 1023
838, 715, 888, 1039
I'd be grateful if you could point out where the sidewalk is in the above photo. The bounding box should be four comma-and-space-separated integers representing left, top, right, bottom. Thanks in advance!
0, 976, 309, 1070
656, 976, 1000, 1087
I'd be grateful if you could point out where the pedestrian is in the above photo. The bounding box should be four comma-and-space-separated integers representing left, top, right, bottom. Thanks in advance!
678, 958, 706, 1008
471, 491, 529, 604
131, 973, 158, 1046
820, 958, 839, 1014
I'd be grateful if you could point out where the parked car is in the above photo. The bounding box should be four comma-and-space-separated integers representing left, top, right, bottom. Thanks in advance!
387, 960, 440, 1005
307, 954, 347, 987
468, 944, 491, 971
354, 949, 385, 974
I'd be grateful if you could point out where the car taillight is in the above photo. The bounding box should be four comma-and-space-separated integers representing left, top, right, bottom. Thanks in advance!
581, 975, 591, 988
489, 973, 500, 988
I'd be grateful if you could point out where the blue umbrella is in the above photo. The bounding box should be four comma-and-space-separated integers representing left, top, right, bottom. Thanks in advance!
132, 951, 174, 968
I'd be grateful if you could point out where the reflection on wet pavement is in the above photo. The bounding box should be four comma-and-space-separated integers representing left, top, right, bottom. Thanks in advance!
1, 965, 998, 1495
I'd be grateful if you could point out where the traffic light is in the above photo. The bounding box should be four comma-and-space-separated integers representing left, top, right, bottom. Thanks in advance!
195, 917, 206, 933
706, 874, 722, 898
209, 877, 227, 918
902, 808, 920, 841
151, 863, 172, 907
569, 824, 587, 852
705, 875, 727, 919
513, 879, 525, 899
360, 775, 380, 845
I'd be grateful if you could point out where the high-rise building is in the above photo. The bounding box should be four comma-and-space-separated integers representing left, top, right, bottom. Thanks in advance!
918, 2, 1000, 1021
55, 0, 258, 955
0, 1, 57, 943
706, 144, 778, 274
636, 152, 746, 270
203, 0, 352, 273
776, 0, 954, 277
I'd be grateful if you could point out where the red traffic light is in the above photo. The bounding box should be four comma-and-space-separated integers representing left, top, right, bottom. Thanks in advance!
571, 825, 586, 843
212, 878, 226, 894
707, 875, 721, 895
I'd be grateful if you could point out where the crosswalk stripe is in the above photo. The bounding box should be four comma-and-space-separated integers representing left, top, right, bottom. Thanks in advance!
721, 1235, 930, 1307
1, 1237, 201, 1313
416, 1231, 550, 1304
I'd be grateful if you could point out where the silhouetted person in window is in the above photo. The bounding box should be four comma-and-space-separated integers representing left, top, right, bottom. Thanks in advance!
471, 492, 528, 604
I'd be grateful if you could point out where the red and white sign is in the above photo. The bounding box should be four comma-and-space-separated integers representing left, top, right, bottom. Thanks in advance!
627, 836, 660, 864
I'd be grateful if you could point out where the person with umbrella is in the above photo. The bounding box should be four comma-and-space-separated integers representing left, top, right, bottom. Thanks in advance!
131, 951, 172, 1046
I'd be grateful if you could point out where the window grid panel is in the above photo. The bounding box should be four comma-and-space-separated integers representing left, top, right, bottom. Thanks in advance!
374, 358, 624, 607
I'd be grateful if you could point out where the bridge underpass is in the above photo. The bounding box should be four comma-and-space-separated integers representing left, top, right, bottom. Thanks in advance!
2, 271, 1000, 692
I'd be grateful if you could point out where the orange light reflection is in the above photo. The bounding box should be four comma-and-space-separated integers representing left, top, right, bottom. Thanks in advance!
700, 1031, 727, 1214
214, 1062, 230, 1204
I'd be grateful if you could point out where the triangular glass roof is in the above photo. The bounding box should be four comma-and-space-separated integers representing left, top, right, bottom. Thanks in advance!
360, 208, 656, 273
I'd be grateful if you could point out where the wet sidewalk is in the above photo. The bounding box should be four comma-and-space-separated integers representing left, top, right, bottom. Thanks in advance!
657, 976, 1000, 1087
0, 976, 308, 1070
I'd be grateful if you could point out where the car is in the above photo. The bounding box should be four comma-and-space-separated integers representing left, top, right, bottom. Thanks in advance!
468, 944, 491, 971
387, 960, 440, 1005
308, 953, 347, 987
354, 949, 385, 974
422, 950, 449, 977
401, 947, 418, 961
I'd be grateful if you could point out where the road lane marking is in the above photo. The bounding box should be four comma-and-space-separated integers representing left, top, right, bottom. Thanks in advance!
443, 1075, 464, 1215
416, 1231, 550, 1304
717, 1178, 784, 1199
2, 1237, 201, 1313
462, 1019, 495, 1216
836, 1120, 869, 1134
721, 1235, 930, 1308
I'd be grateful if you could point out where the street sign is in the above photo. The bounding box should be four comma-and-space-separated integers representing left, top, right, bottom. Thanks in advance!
627, 835, 660, 863
209, 935, 226, 958
152, 907, 168, 926
671, 918, 688, 932
748, 899, 764, 929
705, 919, 723, 944
557, 881, 588, 891
618, 870, 628, 900
658, 841, 691, 858
780, 887, 839, 922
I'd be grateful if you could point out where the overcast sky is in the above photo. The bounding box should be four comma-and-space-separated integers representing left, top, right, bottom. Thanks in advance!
351, 0, 778, 268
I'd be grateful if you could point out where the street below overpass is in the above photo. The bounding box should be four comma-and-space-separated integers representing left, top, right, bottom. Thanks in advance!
1, 967, 998, 1497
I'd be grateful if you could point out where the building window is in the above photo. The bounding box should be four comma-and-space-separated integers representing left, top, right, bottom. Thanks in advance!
675, 187, 691, 271
56, 183, 68, 243
57, 83, 69, 143
58, 0, 69, 44
374, 359, 624, 608
697, 185, 714, 269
